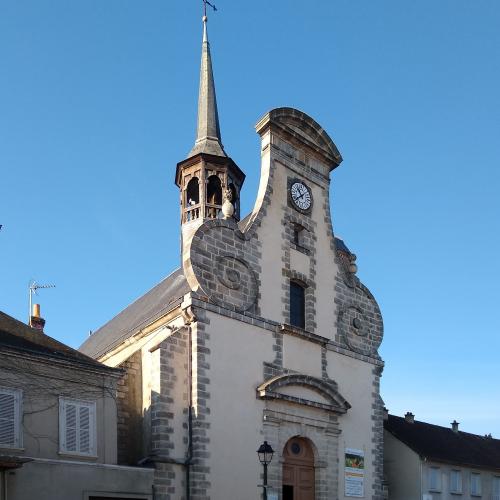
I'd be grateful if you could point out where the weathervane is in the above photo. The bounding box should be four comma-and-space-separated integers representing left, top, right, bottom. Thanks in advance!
203, 0, 217, 18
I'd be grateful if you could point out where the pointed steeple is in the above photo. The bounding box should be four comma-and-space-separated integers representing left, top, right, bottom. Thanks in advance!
189, 16, 226, 158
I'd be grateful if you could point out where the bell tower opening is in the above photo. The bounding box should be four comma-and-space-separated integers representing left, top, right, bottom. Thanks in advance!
185, 176, 200, 222
206, 174, 222, 218
282, 437, 315, 500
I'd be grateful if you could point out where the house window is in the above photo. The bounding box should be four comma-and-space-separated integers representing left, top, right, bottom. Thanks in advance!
470, 472, 481, 496
59, 398, 96, 456
493, 476, 500, 500
428, 466, 441, 491
290, 281, 305, 329
450, 469, 462, 493
0, 387, 22, 449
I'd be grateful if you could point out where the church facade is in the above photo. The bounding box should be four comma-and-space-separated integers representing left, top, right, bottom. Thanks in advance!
80, 15, 385, 500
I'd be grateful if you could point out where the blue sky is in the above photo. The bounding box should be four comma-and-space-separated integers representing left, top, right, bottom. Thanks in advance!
1, 1, 499, 436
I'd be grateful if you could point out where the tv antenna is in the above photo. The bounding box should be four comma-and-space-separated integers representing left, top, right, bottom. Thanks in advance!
28, 281, 55, 326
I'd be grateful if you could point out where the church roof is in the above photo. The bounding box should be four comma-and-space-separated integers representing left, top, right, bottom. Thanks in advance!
79, 268, 190, 359
384, 414, 500, 471
0, 311, 115, 373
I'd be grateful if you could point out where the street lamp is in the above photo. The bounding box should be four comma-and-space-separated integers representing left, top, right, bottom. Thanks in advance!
257, 441, 274, 500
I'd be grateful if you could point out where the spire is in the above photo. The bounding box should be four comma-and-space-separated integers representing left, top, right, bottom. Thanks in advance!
189, 15, 226, 158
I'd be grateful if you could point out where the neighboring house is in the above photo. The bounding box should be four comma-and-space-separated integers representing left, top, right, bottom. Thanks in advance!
79, 14, 385, 500
0, 310, 154, 500
384, 412, 500, 500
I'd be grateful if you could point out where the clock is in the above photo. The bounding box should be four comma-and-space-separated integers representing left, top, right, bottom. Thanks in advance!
290, 181, 312, 212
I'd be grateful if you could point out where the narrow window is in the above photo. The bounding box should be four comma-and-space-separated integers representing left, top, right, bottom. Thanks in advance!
293, 225, 301, 246
59, 398, 96, 456
0, 387, 22, 448
450, 470, 462, 493
470, 472, 481, 496
290, 281, 305, 329
428, 466, 441, 491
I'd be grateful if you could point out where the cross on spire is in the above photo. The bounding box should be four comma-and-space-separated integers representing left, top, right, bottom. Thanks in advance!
203, 0, 217, 18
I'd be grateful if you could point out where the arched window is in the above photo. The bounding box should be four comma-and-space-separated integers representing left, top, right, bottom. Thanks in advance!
186, 177, 200, 206
206, 175, 222, 205
290, 281, 305, 329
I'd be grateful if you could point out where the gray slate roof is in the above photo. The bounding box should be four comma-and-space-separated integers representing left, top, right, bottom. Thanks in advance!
385, 414, 500, 471
80, 268, 190, 359
0, 311, 115, 373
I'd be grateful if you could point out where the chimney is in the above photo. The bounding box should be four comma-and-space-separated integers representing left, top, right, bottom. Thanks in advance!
383, 407, 389, 421
404, 412, 415, 424
451, 420, 459, 433
30, 303, 46, 332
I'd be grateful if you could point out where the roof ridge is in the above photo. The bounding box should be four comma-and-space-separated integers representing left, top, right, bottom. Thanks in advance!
388, 414, 499, 440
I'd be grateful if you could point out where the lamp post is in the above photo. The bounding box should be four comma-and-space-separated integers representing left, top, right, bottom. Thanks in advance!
257, 440, 274, 500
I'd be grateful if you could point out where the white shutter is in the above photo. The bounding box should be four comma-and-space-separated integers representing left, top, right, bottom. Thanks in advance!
65, 403, 77, 452
0, 388, 21, 448
470, 473, 481, 496
493, 477, 500, 500
59, 398, 96, 456
450, 470, 462, 493
0, 392, 15, 446
78, 405, 90, 453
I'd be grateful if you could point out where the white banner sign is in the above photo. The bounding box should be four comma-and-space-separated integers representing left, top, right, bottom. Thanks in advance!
345, 447, 365, 497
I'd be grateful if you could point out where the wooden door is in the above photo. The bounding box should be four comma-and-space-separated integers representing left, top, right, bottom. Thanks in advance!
282, 437, 315, 500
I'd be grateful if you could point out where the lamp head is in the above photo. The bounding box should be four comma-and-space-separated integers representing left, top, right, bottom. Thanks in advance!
257, 441, 274, 465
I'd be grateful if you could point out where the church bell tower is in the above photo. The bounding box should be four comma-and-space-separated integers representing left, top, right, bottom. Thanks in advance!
175, 14, 245, 249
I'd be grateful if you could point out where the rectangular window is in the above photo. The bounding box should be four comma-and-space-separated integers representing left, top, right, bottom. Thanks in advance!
470, 472, 481, 496
0, 387, 22, 449
293, 227, 301, 246
290, 281, 305, 329
59, 398, 96, 456
429, 466, 441, 491
450, 469, 462, 493
493, 476, 500, 500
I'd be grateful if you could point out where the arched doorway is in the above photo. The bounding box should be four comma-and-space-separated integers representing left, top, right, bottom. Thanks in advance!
282, 437, 315, 500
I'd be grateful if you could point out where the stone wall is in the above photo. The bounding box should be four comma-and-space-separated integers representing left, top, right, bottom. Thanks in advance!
117, 350, 143, 465
150, 327, 190, 500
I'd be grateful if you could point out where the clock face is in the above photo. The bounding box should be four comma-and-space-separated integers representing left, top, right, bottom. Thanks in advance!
290, 182, 312, 211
